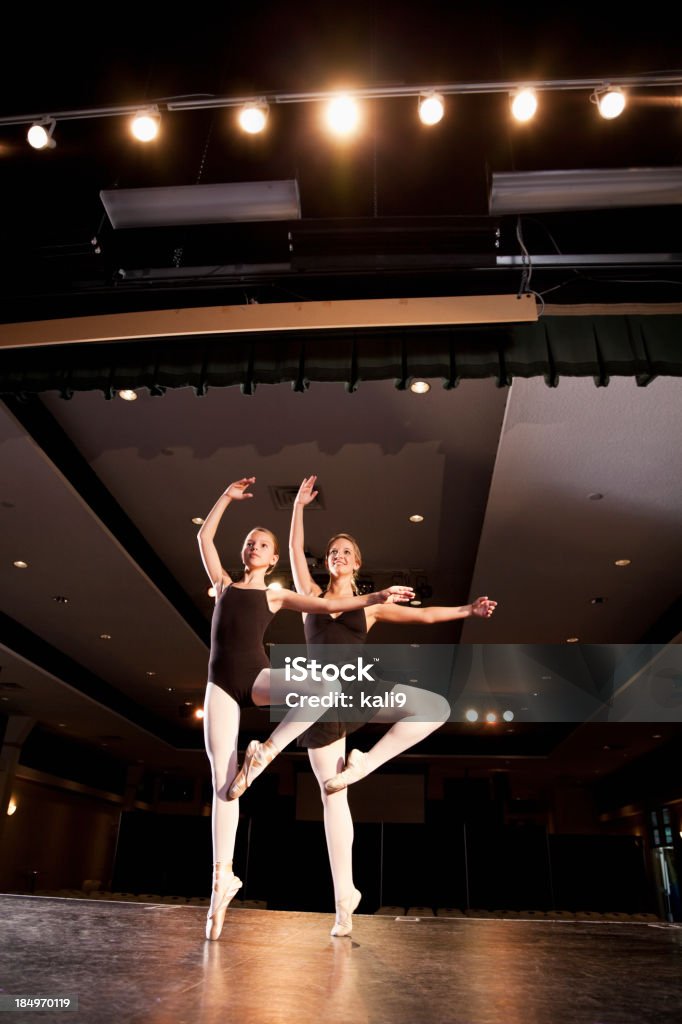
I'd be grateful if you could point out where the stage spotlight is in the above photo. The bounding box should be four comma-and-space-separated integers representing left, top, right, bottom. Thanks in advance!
131, 109, 160, 142
593, 86, 626, 120
511, 88, 537, 122
27, 119, 56, 150
325, 94, 360, 136
239, 101, 269, 134
418, 91, 444, 126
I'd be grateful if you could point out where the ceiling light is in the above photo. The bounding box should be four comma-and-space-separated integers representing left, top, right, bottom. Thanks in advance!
503, 710, 514, 722
51, 595, 69, 603
99, 633, 112, 640
566, 637, 580, 643
27, 119, 56, 150
118, 389, 137, 401
101, 180, 302, 228
489, 167, 682, 215
593, 86, 626, 120
207, 586, 217, 598
13, 560, 28, 568
465, 709, 479, 722
485, 712, 498, 724
194, 708, 205, 720
267, 581, 284, 590
409, 514, 424, 523
511, 88, 537, 122
409, 598, 422, 607
410, 380, 431, 394
614, 559, 631, 567
325, 94, 360, 136
7, 799, 17, 816
239, 101, 269, 134
191, 517, 205, 525
131, 109, 160, 142
418, 92, 444, 126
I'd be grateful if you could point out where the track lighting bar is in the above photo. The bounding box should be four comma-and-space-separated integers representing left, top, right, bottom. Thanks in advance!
0, 72, 680, 127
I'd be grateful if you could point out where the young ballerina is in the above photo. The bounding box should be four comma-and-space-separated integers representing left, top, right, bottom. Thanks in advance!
198, 476, 413, 941
231, 474, 497, 936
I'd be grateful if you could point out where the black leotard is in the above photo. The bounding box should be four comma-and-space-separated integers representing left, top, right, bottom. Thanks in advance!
297, 599, 368, 749
207, 585, 274, 708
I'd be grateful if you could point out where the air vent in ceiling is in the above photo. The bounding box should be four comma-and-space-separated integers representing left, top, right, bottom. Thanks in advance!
269, 485, 324, 511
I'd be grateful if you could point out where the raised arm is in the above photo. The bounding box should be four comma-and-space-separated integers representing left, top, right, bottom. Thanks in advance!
289, 475, 321, 597
197, 477, 255, 588
369, 595, 497, 625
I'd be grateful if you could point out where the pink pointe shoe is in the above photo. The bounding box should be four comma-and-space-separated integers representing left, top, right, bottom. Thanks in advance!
324, 749, 367, 794
331, 888, 362, 937
206, 863, 242, 941
228, 738, 279, 800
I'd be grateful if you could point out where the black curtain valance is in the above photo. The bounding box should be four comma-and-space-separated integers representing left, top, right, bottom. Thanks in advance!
1, 315, 680, 399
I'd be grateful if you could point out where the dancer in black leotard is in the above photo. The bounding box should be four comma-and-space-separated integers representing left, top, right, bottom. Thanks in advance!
198, 476, 413, 941
230, 475, 498, 936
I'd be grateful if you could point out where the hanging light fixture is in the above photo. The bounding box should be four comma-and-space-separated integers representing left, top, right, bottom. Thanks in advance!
418, 91, 445, 126
238, 101, 269, 134
130, 108, 160, 142
27, 118, 56, 150
592, 86, 626, 120
511, 88, 537, 122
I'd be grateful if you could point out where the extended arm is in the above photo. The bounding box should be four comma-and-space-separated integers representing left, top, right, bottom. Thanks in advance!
197, 477, 255, 588
370, 595, 497, 625
270, 585, 414, 615
288, 475, 321, 597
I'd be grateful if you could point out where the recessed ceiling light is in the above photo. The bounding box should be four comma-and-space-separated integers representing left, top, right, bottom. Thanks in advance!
118, 389, 138, 401
590, 597, 606, 605
485, 712, 498, 724
409, 598, 422, 607
410, 380, 431, 394
409, 514, 424, 523
0, 697, 9, 702
566, 637, 580, 643
145, 671, 156, 677
192, 517, 205, 525
13, 560, 28, 569
614, 559, 631, 567
167, 687, 174, 692
52, 595, 69, 603
652, 734, 662, 739
99, 633, 112, 640
207, 587, 217, 598
194, 708, 205, 720
503, 710, 514, 722
58, 723, 66, 728
267, 581, 283, 591
465, 709, 479, 722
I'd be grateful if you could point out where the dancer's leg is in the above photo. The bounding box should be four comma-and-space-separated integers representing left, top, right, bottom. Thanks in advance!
203, 683, 243, 937
308, 738, 361, 935
325, 685, 450, 792
308, 739, 354, 901
228, 668, 343, 797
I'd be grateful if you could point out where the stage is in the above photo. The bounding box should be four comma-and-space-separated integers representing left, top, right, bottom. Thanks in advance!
2, 894, 681, 1023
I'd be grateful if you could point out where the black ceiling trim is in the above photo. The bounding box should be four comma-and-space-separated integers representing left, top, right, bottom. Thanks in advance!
2, 396, 210, 647
0, 610, 186, 747
1, 315, 680, 397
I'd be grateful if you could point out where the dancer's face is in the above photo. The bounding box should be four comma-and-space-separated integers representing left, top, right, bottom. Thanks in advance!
242, 529, 279, 572
326, 537, 360, 578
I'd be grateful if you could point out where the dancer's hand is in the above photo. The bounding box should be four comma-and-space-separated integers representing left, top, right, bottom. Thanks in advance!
294, 475, 319, 507
224, 477, 256, 501
470, 596, 497, 618
369, 585, 415, 606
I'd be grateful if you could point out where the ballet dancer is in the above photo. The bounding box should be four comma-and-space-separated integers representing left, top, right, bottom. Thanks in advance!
231, 474, 497, 935
198, 476, 413, 941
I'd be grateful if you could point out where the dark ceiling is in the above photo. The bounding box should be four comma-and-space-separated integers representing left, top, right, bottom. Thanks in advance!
0, 3, 680, 319
0, 4, 681, 789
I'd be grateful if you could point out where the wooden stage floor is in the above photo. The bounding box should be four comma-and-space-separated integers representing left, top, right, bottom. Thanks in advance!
2, 894, 681, 1023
